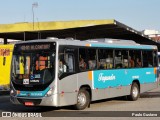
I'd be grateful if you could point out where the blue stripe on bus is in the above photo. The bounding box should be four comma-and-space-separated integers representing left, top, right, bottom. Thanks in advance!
90, 44, 154, 49
17, 87, 50, 97
93, 68, 157, 89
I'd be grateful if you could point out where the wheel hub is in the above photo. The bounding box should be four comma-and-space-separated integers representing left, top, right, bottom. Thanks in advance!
78, 92, 86, 106
132, 86, 138, 98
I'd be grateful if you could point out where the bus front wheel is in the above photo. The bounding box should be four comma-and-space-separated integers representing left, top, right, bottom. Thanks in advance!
74, 88, 90, 110
127, 82, 140, 101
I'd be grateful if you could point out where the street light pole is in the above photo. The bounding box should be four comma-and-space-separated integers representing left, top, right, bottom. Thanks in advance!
32, 2, 38, 30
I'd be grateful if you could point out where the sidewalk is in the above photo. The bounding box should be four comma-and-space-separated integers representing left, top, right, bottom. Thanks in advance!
141, 85, 160, 98
148, 86, 160, 92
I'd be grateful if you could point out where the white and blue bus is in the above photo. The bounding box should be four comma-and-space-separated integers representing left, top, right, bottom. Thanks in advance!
10, 38, 159, 110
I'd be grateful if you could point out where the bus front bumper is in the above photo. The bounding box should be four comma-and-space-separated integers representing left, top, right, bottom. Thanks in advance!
10, 94, 59, 107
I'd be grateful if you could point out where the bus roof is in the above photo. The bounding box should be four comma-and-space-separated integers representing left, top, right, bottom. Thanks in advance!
15, 38, 157, 50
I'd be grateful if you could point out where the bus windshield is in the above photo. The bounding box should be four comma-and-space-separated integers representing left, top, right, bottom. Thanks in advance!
12, 51, 55, 88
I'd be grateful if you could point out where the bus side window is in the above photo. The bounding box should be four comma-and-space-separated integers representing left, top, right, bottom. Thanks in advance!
135, 50, 142, 68
64, 53, 74, 72
142, 51, 153, 67
122, 50, 129, 68
87, 49, 97, 70
79, 57, 86, 70
59, 53, 75, 75
153, 51, 158, 67
98, 49, 113, 69
128, 50, 135, 68
59, 59, 67, 75
79, 48, 87, 71
115, 50, 123, 68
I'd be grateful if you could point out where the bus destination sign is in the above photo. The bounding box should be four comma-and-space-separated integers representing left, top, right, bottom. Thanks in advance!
20, 44, 50, 51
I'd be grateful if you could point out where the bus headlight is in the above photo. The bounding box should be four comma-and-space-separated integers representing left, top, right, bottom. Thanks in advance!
10, 89, 16, 96
45, 87, 54, 97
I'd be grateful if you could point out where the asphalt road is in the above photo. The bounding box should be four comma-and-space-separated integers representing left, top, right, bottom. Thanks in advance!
0, 87, 160, 118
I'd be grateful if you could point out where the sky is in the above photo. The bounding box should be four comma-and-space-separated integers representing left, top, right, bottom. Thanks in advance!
0, 0, 160, 31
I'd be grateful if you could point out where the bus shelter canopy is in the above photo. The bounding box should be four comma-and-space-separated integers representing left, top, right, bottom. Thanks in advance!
0, 19, 159, 48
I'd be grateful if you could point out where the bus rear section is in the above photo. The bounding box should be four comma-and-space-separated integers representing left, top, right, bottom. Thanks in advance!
0, 44, 14, 91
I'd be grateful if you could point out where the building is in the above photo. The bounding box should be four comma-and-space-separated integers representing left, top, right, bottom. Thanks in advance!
142, 29, 160, 43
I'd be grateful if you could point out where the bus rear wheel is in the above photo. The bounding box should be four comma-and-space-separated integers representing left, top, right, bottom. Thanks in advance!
74, 88, 90, 110
127, 82, 140, 101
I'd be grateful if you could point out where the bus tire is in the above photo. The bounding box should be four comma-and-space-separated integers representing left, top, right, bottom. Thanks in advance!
74, 88, 90, 110
127, 82, 140, 101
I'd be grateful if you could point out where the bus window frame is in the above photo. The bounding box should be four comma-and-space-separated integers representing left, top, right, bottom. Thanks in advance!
58, 46, 77, 80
